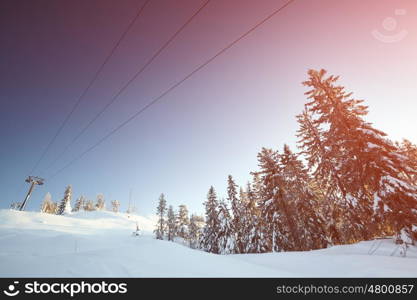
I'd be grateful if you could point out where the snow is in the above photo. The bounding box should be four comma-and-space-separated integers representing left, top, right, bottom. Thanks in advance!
1, 209, 416, 277
367, 142, 379, 149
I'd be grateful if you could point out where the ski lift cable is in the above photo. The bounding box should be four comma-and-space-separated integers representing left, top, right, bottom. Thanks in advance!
28, 0, 151, 177
48, 0, 296, 180
42, 0, 212, 175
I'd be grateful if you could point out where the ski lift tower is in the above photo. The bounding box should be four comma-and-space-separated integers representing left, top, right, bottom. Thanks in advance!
20, 176, 44, 211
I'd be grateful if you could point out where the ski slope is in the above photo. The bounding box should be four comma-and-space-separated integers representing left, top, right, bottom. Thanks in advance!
0, 209, 416, 277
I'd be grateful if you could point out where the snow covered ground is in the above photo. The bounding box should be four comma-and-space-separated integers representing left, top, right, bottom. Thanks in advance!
0, 209, 416, 277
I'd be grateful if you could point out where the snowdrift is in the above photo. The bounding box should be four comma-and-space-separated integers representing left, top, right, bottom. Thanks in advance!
0, 209, 416, 277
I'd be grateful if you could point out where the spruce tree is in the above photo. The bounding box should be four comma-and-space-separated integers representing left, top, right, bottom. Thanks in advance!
189, 214, 204, 249
217, 199, 235, 254
243, 181, 265, 253
201, 186, 220, 254
83, 199, 95, 211
155, 193, 167, 240
167, 205, 177, 241
95, 194, 105, 211
56, 185, 72, 215
278, 145, 327, 250
255, 147, 280, 252
227, 175, 244, 253
177, 204, 190, 240
72, 196, 85, 212
40, 192, 53, 213
111, 200, 120, 213
298, 69, 417, 244
247, 174, 271, 253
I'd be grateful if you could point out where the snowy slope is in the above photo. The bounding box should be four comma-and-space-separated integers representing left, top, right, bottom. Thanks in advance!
0, 209, 416, 277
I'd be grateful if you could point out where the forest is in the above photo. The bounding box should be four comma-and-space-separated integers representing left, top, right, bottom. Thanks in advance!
154, 69, 417, 254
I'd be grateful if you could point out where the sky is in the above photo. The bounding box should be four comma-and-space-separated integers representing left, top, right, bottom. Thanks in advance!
1, 0, 417, 216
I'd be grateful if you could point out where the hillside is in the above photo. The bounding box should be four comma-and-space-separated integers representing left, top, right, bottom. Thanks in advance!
0, 209, 416, 277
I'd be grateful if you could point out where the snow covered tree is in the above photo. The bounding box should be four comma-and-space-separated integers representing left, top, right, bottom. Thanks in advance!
245, 174, 270, 253
167, 205, 177, 241
95, 194, 105, 211
72, 196, 85, 212
201, 186, 220, 254
397, 139, 417, 185
226, 175, 245, 253
111, 200, 120, 213
254, 145, 328, 252
217, 199, 235, 254
278, 145, 327, 250
254, 147, 279, 252
154, 193, 167, 240
83, 199, 95, 211
242, 181, 266, 253
297, 69, 417, 244
56, 185, 72, 215
10, 202, 22, 210
177, 204, 190, 240
40, 192, 54, 213
189, 214, 204, 249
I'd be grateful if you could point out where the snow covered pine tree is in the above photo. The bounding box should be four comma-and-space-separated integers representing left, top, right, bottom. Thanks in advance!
226, 175, 245, 253
72, 196, 85, 212
217, 199, 235, 254
167, 205, 177, 241
111, 200, 120, 213
177, 204, 190, 241
40, 192, 54, 213
201, 186, 220, 254
56, 185, 72, 215
297, 69, 417, 244
189, 214, 204, 249
154, 193, 167, 240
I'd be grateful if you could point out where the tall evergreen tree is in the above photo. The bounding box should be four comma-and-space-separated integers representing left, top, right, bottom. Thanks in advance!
155, 193, 167, 240
167, 205, 177, 241
177, 204, 190, 240
243, 181, 266, 253
189, 214, 204, 249
255, 147, 280, 252
201, 186, 220, 254
217, 199, 235, 254
278, 145, 327, 250
56, 185, 72, 215
247, 174, 270, 253
297, 69, 417, 243
227, 175, 245, 253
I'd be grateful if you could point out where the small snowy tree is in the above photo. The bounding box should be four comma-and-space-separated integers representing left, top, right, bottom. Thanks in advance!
177, 204, 190, 240
189, 214, 204, 249
154, 193, 167, 240
227, 175, 245, 253
56, 185, 72, 215
167, 205, 177, 241
72, 196, 85, 212
95, 194, 105, 211
217, 199, 235, 254
111, 200, 120, 213
83, 199, 95, 211
201, 186, 220, 254
10, 202, 22, 210
40, 192, 53, 213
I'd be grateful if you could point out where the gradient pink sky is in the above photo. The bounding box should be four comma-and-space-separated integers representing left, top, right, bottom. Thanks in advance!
1, 0, 417, 214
